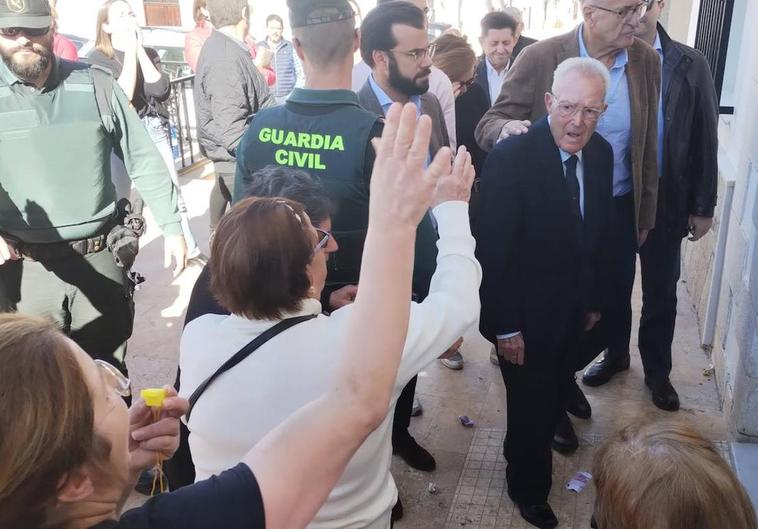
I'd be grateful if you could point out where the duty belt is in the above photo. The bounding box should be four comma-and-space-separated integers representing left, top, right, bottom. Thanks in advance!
15, 222, 117, 262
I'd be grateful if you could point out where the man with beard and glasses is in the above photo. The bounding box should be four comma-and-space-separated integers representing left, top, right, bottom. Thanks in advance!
356, 0, 464, 474
353, 0, 456, 152
0, 0, 186, 377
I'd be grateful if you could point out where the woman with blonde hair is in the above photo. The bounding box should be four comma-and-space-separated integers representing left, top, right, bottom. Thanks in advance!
593, 418, 757, 529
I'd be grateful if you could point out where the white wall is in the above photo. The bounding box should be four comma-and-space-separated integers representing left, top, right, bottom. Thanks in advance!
680, 0, 758, 440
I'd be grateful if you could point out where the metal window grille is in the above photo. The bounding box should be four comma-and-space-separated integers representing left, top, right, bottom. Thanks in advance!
693, 0, 735, 114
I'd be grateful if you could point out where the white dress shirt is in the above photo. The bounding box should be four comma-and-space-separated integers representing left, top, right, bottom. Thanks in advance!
485, 57, 508, 105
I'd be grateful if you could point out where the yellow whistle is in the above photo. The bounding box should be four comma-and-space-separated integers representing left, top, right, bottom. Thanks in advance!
140, 388, 166, 408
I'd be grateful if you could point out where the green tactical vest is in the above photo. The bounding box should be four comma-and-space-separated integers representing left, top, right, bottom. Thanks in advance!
235, 99, 380, 287
0, 60, 118, 243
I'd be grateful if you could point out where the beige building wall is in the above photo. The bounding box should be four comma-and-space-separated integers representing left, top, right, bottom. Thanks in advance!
673, 0, 758, 440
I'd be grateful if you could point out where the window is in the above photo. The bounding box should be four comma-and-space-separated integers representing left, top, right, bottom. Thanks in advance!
693, 0, 735, 114
144, 0, 181, 27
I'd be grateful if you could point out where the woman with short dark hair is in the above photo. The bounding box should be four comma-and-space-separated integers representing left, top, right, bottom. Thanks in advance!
180, 108, 479, 528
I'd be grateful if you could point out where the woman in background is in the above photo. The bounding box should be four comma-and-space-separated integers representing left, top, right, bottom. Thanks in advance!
432, 33, 489, 224
89, 0, 205, 266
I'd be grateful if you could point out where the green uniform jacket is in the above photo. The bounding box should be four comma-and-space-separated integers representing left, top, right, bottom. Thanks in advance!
0, 58, 181, 243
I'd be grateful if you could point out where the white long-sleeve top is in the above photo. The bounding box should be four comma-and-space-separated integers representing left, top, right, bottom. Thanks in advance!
179, 201, 481, 529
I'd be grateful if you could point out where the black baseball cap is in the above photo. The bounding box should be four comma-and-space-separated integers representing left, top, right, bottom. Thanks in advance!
0, 0, 52, 29
287, 0, 356, 28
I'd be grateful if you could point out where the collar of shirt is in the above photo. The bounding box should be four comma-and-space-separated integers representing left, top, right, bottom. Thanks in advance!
368, 74, 422, 116
224, 297, 323, 333
653, 30, 663, 61
577, 24, 629, 71
0, 56, 60, 92
287, 87, 363, 107
485, 57, 508, 79
216, 29, 249, 53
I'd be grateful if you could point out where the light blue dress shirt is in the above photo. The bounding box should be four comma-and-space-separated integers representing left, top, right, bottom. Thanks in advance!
578, 25, 633, 197
368, 74, 430, 167
654, 31, 664, 175
496, 139, 584, 340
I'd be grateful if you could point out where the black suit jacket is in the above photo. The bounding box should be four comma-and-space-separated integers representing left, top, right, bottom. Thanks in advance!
474, 58, 490, 106
476, 117, 613, 360
658, 24, 718, 231
511, 34, 537, 63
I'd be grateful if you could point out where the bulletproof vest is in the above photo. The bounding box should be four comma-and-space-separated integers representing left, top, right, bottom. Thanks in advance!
0, 61, 117, 243
236, 101, 380, 286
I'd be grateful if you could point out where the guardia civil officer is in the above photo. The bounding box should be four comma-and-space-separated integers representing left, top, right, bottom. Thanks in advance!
232, 0, 440, 517
0, 0, 186, 376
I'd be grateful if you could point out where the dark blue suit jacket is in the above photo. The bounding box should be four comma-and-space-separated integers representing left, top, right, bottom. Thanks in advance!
476, 117, 613, 360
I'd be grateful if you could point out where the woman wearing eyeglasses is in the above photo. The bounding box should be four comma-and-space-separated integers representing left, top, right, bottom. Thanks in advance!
0, 104, 467, 529
431, 33, 489, 228
179, 105, 479, 529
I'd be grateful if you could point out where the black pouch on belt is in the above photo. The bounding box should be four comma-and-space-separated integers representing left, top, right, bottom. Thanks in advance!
107, 198, 146, 270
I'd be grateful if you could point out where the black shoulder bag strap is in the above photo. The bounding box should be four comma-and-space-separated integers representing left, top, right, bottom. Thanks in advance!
186, 314, 317, 421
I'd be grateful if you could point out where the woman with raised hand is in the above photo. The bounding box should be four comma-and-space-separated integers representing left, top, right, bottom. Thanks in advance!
179, 103, 479, 528
0, 102, 458, 529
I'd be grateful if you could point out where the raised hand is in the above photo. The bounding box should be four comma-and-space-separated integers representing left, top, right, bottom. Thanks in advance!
369, 102, 452, 231
431, 145, 475, 208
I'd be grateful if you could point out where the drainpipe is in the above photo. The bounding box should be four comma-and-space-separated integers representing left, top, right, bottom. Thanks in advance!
702, 177, 736, 348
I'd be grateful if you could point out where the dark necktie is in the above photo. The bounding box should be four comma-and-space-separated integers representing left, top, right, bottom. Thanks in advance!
564, 155, 582, 220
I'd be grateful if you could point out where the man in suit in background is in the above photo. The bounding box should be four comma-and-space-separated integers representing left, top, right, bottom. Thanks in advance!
477, 57, 613, 529
502, 6, 538, 63
475, 11, 519, 107
356, 0, 450, 478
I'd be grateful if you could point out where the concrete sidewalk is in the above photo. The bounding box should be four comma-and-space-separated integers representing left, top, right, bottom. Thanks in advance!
126, 171, 727, 527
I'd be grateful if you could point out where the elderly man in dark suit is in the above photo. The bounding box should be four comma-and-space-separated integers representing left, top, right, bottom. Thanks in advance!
477, 57, 613, 529
476, 0, 661, 447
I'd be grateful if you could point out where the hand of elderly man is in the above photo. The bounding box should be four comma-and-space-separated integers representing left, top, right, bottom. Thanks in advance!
431, 145, 476, 208
498, 120, 531, 142
370, 102, 451, 231
128, 386, 189, 477
688, 215, 713, 241
0, 236, 20, 265
497, 333, 525, 366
